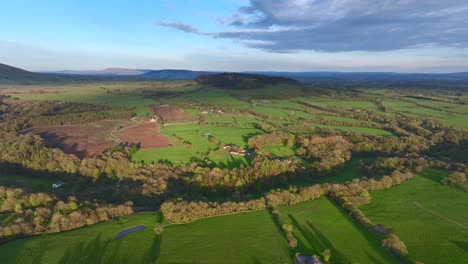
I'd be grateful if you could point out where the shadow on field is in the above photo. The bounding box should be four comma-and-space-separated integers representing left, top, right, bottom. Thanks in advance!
288, 214, 348, 263
57, 234, 160, 264
145, 236, 161, 262
209, 155, 250, 170
327, 198, 406, 264
451, 240, 468, 253
58, 235, 118, 264
418, 169, 447, 184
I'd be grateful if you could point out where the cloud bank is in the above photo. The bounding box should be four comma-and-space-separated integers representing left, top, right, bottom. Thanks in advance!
158, 0, 468, 52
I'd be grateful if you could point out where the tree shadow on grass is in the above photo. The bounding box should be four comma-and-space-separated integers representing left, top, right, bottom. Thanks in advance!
266, 210, 296, 264
144, 235, 162, 263
418, 169, 448, 184
58, 234, 115, 264
327, 198, 406, 264
451, 240, 468, 253
288, 213, 348, 263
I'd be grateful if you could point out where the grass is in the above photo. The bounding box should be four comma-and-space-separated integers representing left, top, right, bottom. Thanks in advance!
383, 99, 468, 129
0, 209, 291, 264
279, 197, 398, 264
0, 212, 161, 264
361, 169, 468, 264
0, 172, 56, 192
5, 82, 193, 116
159, 210, 291, 264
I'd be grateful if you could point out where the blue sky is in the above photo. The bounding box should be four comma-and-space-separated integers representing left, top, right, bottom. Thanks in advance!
1, 0, 468, 72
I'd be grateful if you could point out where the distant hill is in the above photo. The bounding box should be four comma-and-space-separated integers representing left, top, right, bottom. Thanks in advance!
51, 68, 152, 76
48, 68, 215, 80
142, 70, 215, 80
0, 63, 104, 85
195, 73, 301, 89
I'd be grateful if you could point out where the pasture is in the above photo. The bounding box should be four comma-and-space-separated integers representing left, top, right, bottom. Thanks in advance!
0, 212, 161, 264
361, 169, 468, 264
159, 210, 291, 264
382, 99, 468, 129
0, 210, 292, 264
279, 197, 397, 264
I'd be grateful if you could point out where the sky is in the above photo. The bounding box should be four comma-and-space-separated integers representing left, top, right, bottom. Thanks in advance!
1, 0, 468, 73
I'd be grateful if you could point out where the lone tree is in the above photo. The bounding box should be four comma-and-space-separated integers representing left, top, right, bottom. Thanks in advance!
153, 223, 164, 236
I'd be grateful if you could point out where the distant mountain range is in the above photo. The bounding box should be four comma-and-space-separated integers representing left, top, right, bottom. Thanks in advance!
50, 68, 153, 76
46, 67, 468, 82
1, 63, 468, 89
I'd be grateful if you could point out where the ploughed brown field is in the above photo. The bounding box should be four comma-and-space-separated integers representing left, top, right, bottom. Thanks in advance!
114, 122, 172, 149
153, 105, 197, 124
31, 120, 172, 158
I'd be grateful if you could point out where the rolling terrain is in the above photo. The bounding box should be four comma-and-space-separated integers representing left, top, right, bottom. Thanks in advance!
0, 63, 467, 264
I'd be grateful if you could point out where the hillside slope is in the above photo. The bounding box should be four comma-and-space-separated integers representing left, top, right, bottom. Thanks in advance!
0, 63, 103, 85
196, 72, 302, 89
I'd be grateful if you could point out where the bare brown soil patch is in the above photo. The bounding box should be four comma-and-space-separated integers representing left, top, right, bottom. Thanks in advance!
114, 122, 172, 149
32, 120, 122, 158
153, 105, 197, 124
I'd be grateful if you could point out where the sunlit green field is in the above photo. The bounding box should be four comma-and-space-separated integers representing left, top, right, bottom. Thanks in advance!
279, 197, 397, 264
159, 210, 292, 264
0, 212, 161, 264
361, 169, 468, 264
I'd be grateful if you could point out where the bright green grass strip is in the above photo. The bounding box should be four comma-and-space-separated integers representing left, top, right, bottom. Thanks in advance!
159, 210, 291, 264
383, 100, 468, 129
279, 197, 398, 264
307, 97, 378, 109
0, 212, 160, 264
360, 169, 468, 264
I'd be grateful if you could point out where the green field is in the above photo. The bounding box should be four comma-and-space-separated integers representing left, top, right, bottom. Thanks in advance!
0, 210, 291, 264
159, 210, 291, 264
0, 212, 161, 264
361, 169, 468, 264
382, 99, 468, 129
6, 82, 196, 116
0, 172, 56, 192
279, 197, 397, 264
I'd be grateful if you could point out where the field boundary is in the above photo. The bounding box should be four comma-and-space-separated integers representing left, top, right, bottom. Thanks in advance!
412, 201, 468, 229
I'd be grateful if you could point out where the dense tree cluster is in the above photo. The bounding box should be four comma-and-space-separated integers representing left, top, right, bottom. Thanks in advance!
160, 198, 266, 223
296, 135, 352, 173
442, 171, 468, 192
161, 169, 416, 223
247, 131, 295, 149
0, 185, 133, 241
